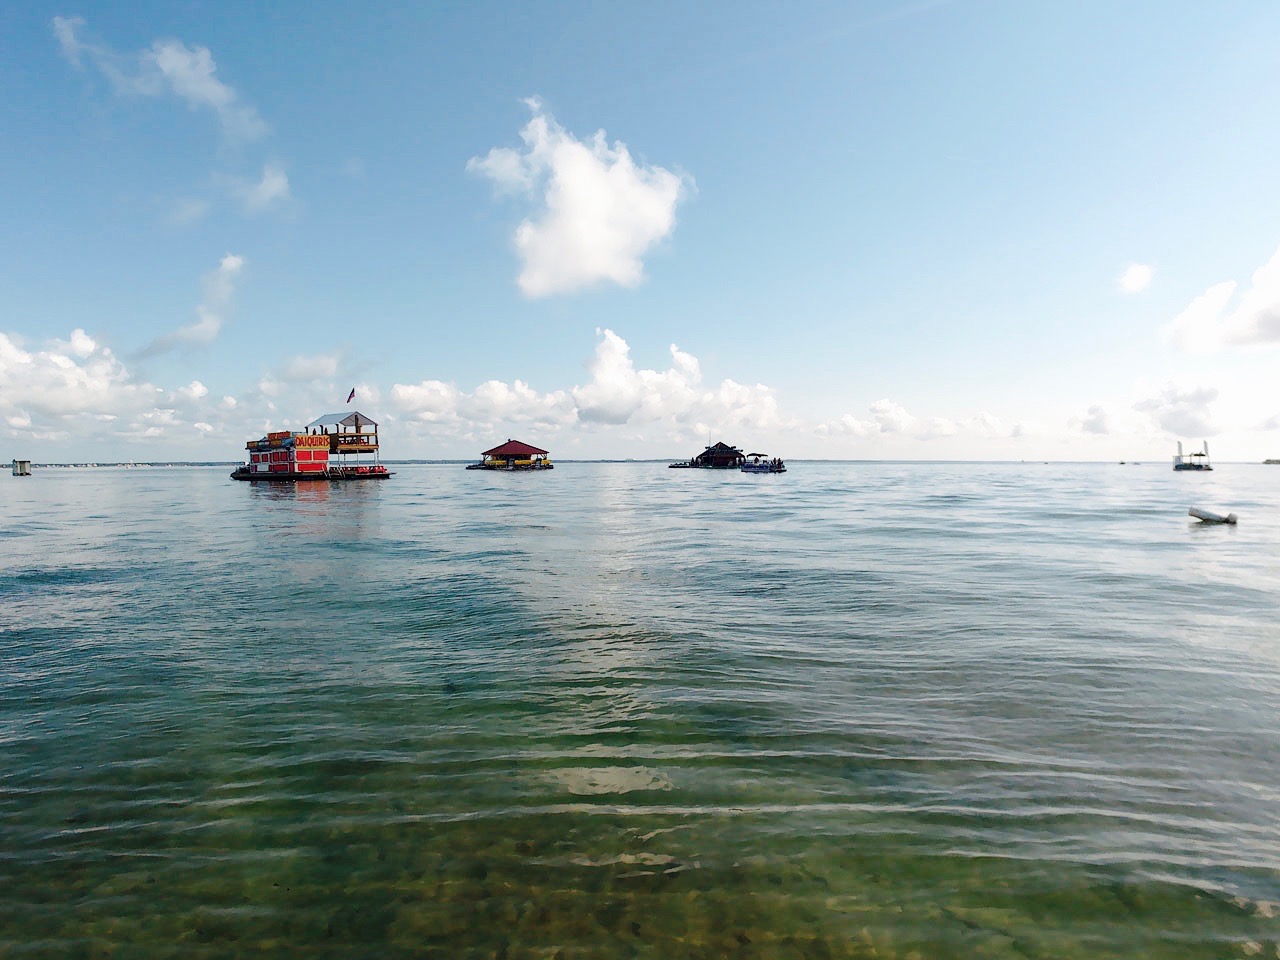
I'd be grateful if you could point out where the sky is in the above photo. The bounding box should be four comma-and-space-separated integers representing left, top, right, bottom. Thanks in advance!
4, 0, 1280, 462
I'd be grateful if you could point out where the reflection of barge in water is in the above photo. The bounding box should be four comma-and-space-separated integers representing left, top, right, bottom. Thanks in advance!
231, 411, 393, 481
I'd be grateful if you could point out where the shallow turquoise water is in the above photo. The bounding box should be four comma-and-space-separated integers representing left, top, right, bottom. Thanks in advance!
2, 461, 1278, 957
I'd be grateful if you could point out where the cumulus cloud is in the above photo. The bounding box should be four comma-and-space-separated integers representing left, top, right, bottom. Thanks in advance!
1134, 384, 1218, 437
817, 400, 1010, 442
391, 329, 783, 441
0, 329, 158, 439
468, 98, 690, 297
140, 254, 245, 356
1079, 405, 1110, 435
1165, 244, 1280, 352
52, 16, 267, 141
573, 330, 697, 424
1119, 263, 1153, 293
1165, 281, 1237, 353
570, 329, 781, 431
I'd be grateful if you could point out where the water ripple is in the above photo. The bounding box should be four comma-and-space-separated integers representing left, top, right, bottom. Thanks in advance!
1, 463, 1278, 956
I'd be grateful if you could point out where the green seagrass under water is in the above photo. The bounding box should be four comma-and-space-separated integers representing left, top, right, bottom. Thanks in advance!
2, 462, 1278, 958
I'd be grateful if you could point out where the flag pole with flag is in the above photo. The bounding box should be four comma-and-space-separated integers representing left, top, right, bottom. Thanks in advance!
346, 388, 355, 404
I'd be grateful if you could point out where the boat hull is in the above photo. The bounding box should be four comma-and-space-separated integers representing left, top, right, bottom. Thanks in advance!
465, 463, 554, 471
231, 466, 393, 481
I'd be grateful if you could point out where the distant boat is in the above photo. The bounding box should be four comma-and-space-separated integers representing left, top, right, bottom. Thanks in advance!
741, 453, 787, 474
1172, 441, 1212, 472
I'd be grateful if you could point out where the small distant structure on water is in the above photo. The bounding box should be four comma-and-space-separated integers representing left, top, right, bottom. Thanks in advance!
669, 441, 745, 469
741, 453, 787, 474
1173, 441, 1212, 472
11, 459, 32, 477
466, 439, 553, 471
231, 410, 392, 481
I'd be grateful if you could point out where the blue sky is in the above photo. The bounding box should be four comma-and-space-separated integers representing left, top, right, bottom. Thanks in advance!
4, 1, 1280, 461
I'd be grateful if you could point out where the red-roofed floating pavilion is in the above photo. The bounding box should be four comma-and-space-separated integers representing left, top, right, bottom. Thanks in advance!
466, 439, 554, 471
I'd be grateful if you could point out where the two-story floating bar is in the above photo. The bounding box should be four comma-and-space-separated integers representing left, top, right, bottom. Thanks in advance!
231, 410, 392, 481
465, 439, 553, 471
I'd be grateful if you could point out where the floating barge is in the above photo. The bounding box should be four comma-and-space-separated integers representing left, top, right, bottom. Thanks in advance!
741, 453, 787, 474
669, 441, 745, 469
231, 411, 392, 481
465, 439, 553, 471
1173, 441, 1212, 472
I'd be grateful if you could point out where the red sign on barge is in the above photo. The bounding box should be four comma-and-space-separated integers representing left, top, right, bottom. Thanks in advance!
230, 411, 393, 481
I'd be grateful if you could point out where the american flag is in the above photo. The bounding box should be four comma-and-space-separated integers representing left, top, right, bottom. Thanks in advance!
346, 388, 356, 404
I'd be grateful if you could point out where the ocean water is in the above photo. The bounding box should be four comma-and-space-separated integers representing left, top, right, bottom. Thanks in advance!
2, 461, 1278, 959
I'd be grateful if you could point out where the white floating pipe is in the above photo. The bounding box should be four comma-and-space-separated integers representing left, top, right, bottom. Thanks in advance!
1189, 507, 1237, 524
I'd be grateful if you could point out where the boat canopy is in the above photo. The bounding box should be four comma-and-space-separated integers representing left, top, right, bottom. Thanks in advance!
483, 439, 549, 458
306, 411, 378, 429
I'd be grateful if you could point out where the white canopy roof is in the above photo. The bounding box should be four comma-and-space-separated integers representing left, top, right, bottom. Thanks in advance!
305, 411, 378, 428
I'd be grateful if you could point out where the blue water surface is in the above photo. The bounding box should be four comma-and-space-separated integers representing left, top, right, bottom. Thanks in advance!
1, 462, 1278, 958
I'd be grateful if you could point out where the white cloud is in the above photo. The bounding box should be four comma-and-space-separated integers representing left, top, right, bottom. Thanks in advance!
392, 376, 575, 433
468, 98, 690, 297
2, 320, 370, 453
392, 380, 459, 423
147, 40, 266, 140
1134, 384, 1218, 437
233, 164, 290, 212
1165, 244, 1280, 352
167, 197, 210, 225
815, 413, 879, 439
460, 379, 574, 426
141, 253, 245, 356
392, 329, 783, 442
1165, 280, 1236, 353
570, 329, 780, 430
52, 15, 85, 67
817, 399, 1010, 442
1079, 405, 1110, 435
0, 329, 154, 426
52, 17, 267, 141
1119, 263, 1153, 293
280, 353, 340, 382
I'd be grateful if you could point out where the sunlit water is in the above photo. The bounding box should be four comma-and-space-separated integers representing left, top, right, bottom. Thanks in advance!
2, 461, 1278, 958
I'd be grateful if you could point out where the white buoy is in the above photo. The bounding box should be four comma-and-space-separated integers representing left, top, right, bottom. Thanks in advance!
1189, 507, 1237, 524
